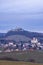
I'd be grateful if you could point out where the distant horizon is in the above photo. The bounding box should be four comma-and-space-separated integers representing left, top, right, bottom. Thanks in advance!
0, 27, 43, 33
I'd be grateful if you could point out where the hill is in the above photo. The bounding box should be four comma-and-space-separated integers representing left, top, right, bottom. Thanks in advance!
0, 28, 43, 43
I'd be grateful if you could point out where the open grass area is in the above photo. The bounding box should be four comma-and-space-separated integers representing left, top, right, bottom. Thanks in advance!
0, 50, 43, 63
0, 61, 43, 65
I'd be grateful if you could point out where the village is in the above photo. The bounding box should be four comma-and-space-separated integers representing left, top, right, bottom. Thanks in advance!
0, 37, 43, 52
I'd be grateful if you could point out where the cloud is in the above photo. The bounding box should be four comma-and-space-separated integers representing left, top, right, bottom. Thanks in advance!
0, 0, 43, 13
0, 0, 43, 33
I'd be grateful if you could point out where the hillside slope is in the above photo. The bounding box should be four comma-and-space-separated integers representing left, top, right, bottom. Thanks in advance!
0, 28, 43, 43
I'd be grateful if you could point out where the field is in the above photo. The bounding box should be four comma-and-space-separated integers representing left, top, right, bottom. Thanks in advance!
0, 50, 43, 63
0, 61, 43, 65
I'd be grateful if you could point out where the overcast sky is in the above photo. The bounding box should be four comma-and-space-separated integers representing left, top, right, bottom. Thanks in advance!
0, 0, 43, 33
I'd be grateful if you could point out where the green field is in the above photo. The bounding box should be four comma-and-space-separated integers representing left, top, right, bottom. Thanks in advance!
0, 50, 43, 63
0, 61, 43, 65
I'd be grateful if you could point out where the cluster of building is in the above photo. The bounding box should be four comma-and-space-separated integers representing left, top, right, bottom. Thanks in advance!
0, 37, 43, 52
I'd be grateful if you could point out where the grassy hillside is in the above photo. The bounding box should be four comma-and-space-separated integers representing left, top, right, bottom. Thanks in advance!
0, 61, 43, 65
0, 28, 43, 43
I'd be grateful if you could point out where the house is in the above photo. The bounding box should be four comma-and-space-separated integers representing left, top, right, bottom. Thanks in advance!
31, 37, 38, 48
23, 48, 27, 51
37, 42, 41, 47
8, 42, 14, 46
4, 44, 8, 48
13, 44, 17, 50
39, 45, 43, 50
31, 37, 38, 44
15, 49, 19, 51
4, 49, 11, 52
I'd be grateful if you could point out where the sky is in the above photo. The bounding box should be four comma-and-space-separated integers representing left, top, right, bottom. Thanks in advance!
0, 0, 43, 33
